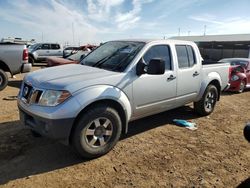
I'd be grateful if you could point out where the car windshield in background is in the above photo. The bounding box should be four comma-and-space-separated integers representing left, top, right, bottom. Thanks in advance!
67, 51, 88, 61
81, 41, 145, 72
230, 61, 248, 68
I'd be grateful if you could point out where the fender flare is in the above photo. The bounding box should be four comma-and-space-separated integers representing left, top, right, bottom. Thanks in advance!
72, 85, 132, 134
196, 72, 222, 102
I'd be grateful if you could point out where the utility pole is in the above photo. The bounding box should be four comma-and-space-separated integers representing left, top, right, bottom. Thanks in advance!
204, 25, 207, 36
178, 28, 181, 36
72, 22, 75, 45
42, 32, 44, 42
188, 31, 191, 36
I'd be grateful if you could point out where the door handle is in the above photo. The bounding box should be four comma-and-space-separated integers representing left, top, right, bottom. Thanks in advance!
193, 71, 200, 77
167, 75, 176, 81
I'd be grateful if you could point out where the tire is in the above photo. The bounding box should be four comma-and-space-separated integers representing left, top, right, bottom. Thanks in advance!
0, 69, 8, 91
28, 56, 35, 65
31, 130, 42, 137
194, 85, 218, 116
238, 80, 246, 93
244, 124, 250, 142
72, 105, 122, 159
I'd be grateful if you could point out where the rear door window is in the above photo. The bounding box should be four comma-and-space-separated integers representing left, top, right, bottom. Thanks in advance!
176, 45, 196, 68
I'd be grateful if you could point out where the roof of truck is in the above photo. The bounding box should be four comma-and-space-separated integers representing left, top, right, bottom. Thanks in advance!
110, 39, 194, 44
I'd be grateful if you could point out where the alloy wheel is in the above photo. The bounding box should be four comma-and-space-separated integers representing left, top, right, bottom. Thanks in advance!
81, 117, 113, 148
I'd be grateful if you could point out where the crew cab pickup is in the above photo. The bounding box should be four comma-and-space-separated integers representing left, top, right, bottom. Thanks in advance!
28, 43, 63, 64
18, 39, 230, 158
0, 43, 32, 90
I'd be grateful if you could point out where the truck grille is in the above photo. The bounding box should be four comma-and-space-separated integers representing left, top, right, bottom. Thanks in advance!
21, 83, 43, 104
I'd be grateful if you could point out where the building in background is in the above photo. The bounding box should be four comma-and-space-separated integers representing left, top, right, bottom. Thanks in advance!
171, 34, 250, 61
1, 37, 36, 46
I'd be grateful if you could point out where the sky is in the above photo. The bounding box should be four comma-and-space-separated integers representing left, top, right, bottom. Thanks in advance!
0, 0, 250, 45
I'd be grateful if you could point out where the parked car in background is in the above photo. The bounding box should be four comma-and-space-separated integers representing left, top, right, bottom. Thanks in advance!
0, 42, 31, 90
47, 50, 89, 67
28, 43, 63, 65
18, 39, 230, 158
63, 44, 97, 58
63, 46, 79, 58
219, 58, 250, 93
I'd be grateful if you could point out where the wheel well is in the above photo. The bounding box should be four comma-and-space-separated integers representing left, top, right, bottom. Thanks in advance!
209, 80, 221, 101
0, 60, 10, 73
28, 53, 34, 59
69, 99, 127, 145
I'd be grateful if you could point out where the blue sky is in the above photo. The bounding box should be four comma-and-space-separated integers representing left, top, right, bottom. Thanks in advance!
0, 0, 250, 45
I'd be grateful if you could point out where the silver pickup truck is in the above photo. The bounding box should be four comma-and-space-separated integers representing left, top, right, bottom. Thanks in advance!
0, 43, 32, 90
28, 43, 63, 64
18, 39, 230, 158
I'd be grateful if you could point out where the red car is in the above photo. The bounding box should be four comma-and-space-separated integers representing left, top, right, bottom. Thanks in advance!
220, 58, 250, 93
47, 50, 89, 67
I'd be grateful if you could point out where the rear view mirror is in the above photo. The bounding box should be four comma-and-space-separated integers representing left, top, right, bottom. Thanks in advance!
147, 58, 165, 75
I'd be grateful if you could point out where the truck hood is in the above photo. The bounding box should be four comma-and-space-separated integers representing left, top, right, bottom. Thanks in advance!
25, 64, 125, 93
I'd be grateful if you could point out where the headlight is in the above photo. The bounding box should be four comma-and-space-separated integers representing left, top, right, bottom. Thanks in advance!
39, 90, 71, 106
231, 75, 239, 81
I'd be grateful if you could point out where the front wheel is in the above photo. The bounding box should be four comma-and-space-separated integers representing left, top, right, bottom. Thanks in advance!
194, 85, 218, 116
0, 69, 8, 91
72, 105, 122, 159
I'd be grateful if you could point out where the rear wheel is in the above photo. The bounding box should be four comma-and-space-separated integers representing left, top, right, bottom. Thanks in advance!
72, 105, 122, 159
0, 69, 8, 91
238, 80, 246, 93
194, 85, 218, 116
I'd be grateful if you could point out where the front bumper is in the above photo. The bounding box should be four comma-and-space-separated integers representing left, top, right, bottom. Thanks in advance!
223, 83, 231, 91
21, 63, 32, 73
18, 103, 75, 145
227, 80, 241, 91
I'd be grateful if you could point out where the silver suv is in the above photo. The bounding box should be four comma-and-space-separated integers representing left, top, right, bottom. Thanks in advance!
28, 43, 63, 64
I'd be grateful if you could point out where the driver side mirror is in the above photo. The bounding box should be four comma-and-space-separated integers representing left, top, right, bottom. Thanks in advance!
136, 58, 165, 76
147, 58, 165, 75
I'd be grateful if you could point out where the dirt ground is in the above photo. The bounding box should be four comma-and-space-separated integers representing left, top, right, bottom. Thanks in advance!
0, 66, 249, 188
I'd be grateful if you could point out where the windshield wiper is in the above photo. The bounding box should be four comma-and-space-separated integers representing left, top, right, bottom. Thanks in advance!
92, 45, 130, 68
111, 46, 141, 72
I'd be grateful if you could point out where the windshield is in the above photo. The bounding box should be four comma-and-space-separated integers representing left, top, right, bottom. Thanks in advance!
67, 51, 88, 61
230, 60, 248, 68
81, 41, 145, 72
28, 44, 39, 50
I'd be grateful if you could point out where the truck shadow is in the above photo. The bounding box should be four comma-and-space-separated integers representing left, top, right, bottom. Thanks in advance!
7, 80, 22, 89
0, 105, 198, 185
123, 105, 198, 139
